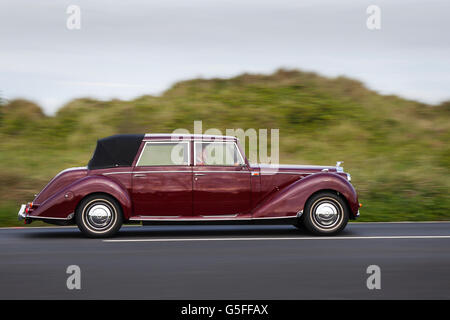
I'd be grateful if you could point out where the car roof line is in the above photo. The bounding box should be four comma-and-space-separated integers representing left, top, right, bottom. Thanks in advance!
144, 133, 237, 139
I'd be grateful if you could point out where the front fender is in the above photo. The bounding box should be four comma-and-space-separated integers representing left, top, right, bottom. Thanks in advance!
251, 172, 358, 218
29, 175, 133, 220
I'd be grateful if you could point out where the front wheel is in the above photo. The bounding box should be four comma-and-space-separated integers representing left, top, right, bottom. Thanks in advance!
76, 194, 123, 238
302, 192, 349, 235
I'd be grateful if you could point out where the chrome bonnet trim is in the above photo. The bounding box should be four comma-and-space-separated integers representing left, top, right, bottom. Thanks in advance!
260, 172, 314, 175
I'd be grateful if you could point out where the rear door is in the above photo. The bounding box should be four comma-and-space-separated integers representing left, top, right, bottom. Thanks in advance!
131, 140, 192, 217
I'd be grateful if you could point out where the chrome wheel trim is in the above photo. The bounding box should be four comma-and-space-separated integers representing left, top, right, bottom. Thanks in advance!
82, 199, 117, 233
87, 204, 112, 229
314, 202, 339, 227
310, 197, 344, 231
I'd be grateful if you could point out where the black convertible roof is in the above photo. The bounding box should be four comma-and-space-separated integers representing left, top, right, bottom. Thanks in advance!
87, 134, 144, 170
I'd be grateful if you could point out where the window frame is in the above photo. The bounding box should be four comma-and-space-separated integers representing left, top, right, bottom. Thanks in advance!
193, 141, 246, 167
136, 141, 191, 167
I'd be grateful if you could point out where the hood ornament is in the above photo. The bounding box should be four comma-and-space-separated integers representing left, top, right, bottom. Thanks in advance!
336, 161, 344, 172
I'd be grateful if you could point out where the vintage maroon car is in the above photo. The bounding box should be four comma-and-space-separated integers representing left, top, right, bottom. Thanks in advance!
18, 134, 360, 237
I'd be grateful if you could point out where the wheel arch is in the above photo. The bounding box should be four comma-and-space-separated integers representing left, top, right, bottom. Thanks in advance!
69, 175, 133, 220
303, 189, 355, 220
74, 192, 125, 220
251, 172, 359, 219
304, 188, 353, 219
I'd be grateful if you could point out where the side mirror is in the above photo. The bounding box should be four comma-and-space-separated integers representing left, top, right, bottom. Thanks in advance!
239, 163, 248, 170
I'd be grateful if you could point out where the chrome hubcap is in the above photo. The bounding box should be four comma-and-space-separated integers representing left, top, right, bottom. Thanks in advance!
86, 203, 113, 229
313, 201, 340, 228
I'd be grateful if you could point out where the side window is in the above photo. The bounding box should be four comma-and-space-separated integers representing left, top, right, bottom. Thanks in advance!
137, 142, 189, 166
195, 142, 244, 166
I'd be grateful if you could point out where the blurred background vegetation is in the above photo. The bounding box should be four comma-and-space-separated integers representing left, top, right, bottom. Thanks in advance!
0, 69, 449, 226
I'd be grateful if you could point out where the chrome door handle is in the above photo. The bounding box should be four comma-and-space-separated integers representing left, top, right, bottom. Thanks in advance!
194, 173, 206, 176
133, 174, 146, 177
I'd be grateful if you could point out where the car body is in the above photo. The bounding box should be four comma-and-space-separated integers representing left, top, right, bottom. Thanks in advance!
18, 134, 360, 237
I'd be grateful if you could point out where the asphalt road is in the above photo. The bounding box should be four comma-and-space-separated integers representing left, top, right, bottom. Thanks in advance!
1, 222, 449, 299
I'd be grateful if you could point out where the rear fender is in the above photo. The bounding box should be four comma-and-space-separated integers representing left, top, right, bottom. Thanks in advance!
251, 172, 358, 218
28, 175, 132, 220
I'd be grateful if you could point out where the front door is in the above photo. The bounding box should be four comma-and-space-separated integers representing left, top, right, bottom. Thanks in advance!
131, 141, 192, 217
193, 141, 251, 216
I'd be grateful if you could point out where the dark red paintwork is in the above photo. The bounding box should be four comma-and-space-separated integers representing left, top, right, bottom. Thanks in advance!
24, 135, 359, 224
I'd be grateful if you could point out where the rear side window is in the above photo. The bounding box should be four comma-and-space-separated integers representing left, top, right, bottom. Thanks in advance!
137, 142, 189, 166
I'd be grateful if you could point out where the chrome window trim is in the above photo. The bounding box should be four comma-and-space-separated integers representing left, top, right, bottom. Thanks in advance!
136, 141, 191, 167
193, 141, 245, 166
142, 139, 237, 143
144, 133, 236, 140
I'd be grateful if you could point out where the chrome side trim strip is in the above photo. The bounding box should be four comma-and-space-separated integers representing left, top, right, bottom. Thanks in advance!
135, 170, 190, 174
258, 164, 334, 170
104, 170, 252, 175
260, 172, 314, 175
138, 215, 181, 218
104, 171, 311, 176
202, 214, 238, 218
193, 171, 250, 174
253, 215, 298, 220
103, 171, 133, 175
129, 215, 298, 221
104, 170, 190, 175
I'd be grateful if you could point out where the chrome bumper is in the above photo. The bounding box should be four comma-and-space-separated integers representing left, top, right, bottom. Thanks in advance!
356, 210, 360, 217
18, 204, 26, 220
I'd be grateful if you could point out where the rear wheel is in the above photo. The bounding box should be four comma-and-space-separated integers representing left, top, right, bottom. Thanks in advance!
302, 191, 349, 235
76, 194, 123, 238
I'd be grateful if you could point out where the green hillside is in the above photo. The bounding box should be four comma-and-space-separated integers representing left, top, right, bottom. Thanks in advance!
0, 69, 449, 226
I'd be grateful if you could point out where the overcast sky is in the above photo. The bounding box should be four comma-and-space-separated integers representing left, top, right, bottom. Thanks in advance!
1, 0, 449, 114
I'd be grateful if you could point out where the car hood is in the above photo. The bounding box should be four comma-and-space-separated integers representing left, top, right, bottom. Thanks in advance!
33, 167, 88, 204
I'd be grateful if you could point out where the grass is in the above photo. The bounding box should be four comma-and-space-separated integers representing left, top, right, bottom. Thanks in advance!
0, 69, 449, 227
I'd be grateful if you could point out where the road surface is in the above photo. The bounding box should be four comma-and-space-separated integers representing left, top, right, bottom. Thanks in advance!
0, 222, 449, 299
